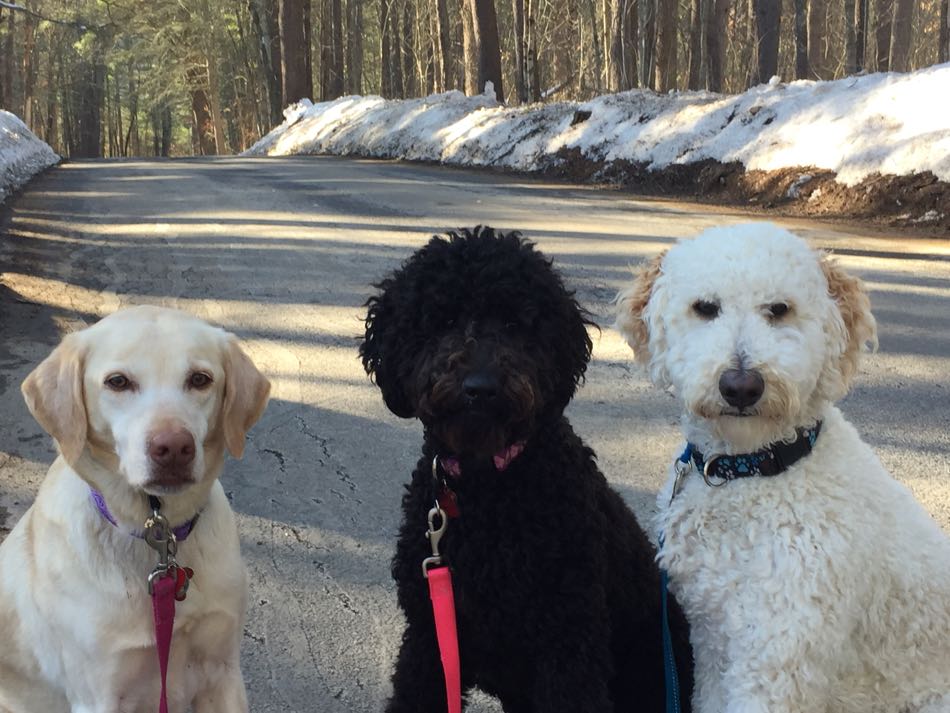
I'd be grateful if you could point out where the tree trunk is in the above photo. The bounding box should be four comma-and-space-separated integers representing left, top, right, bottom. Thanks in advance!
844, 0, 857, 73
250, 0, 283, 125
687, 0, 703, 89
754, 0, 781, 83
435, 0, 453, 89
609, 0, 625, 91
855, 0, 868, 71
939, 0, 949, 64
654, 0, 678, 91
705, 0, 729, 90
75, 55, 105, 158
380, 0, 394, 96
793, 0, 808, 77
207, 59, 228, 153
329, 0, 345, 97
888, 0, 912, 72
402, 1, 416, 97
513, 0, 527, 100
346, 0, 364, 94
462, 0, 479, 95
527, 0, 540, 99
22, 2, 36, 129
639, 0, 657, 88
304, 0, 315, 99
2, 8, 13, 111
188, 66, 217, 155
390, 0, 404, 96
874, 0, 891, 70
469, 0, 503, 99
279, 0, 310, 104
807, 0, 826, 77
624, 0, 638, 87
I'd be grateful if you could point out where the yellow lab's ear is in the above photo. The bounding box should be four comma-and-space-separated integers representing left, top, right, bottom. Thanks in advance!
615, 251, 667, 364
222, 336, 271, 458
21, 333, 88, 465
820, 254, 878, 387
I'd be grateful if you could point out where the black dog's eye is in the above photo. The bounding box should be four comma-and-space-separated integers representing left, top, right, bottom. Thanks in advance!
692, 300, 721, 319
188, 372, 213, 390
105, 373, 132, 391
767, 302, 791, 319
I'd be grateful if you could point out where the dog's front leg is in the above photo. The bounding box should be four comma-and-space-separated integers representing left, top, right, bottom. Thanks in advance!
386, 619, 460, 713
529, 596, 614, 712
192, 659, 249, 713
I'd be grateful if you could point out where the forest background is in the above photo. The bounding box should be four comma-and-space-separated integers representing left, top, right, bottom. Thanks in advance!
0, 0, 947, 158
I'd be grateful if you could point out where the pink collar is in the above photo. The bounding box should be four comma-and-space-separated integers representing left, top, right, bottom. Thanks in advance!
439, 441, 526, 478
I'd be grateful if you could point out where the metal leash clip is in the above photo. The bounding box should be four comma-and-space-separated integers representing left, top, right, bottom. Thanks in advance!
144, 505, 181, 595
670, 457, 691, 505
422, 503, 448, 579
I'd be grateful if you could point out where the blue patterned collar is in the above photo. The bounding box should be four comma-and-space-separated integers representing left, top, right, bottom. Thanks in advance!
679, 422, 822, 486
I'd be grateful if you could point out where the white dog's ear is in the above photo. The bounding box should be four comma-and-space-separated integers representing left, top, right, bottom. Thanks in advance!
222, 336, 271, 458
615, 251, 669, 383
820, 255, 878, 392
22, 333, 88, 465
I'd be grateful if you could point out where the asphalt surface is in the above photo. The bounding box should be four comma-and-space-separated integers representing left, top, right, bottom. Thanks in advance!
1, 157, 948, 711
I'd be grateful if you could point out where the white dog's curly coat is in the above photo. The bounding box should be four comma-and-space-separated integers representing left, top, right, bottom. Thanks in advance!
616, 224, 950, 713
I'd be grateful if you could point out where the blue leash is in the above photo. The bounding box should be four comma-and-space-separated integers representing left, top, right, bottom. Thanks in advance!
660, 540, 681, 713
660, 445, 692, 713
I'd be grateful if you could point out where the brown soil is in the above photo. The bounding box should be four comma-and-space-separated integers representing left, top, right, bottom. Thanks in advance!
541, 148, 950, 235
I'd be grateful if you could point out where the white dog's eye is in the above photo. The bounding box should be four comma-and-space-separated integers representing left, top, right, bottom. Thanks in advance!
692, 300, 721, 319
767, 302, 791, 319
188, 372, 214, 390
104, 373, 133, 392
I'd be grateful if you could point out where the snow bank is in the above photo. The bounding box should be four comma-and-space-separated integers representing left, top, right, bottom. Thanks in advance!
0, 111, 59, 204
245, 64, 950, 187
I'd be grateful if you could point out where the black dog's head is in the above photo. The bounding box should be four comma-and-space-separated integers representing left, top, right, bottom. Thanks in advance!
361, 226, 593, 459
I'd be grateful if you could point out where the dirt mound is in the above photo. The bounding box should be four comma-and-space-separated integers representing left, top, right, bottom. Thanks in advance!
542, 148, 950, 234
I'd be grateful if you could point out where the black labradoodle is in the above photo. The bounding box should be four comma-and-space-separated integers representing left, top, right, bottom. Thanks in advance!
361, 226, 693, 712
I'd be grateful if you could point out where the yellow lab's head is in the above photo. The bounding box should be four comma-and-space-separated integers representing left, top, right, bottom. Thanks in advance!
22, 306, 270, 496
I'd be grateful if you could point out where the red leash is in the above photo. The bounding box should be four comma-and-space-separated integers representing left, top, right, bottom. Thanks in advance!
423, 457, 462, 713
144, 502, 194, 713
152, 576, 177, 713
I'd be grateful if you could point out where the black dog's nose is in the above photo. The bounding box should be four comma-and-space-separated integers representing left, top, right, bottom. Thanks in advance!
719, 368, 765, 409
462, 371, 500, 402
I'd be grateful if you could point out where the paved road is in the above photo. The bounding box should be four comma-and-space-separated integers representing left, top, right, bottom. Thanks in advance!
1, 157, 948, 711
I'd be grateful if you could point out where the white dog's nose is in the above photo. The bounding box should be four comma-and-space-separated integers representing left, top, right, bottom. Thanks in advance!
719, 369, 765, 409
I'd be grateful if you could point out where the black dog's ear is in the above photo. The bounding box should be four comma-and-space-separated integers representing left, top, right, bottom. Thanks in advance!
552, 296, 595, 411
361, 284, 416, 418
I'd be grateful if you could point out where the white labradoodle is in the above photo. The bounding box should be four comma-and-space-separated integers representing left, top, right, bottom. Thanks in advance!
615, 224, 950, 713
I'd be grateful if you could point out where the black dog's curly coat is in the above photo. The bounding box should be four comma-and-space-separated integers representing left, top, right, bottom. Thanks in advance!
361, 227, 693, 712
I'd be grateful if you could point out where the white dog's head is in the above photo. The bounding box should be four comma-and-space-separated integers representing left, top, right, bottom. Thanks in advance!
22, 306, 270, 498
616, 224, 877, 451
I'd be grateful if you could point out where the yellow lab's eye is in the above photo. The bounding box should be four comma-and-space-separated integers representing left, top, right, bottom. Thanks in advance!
188, 372, 213, 390
105, 374, 132, 391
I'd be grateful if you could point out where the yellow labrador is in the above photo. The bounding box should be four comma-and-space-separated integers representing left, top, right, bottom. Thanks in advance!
0, 306, 269, 713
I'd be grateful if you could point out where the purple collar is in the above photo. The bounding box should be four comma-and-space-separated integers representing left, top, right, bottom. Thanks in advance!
439, 441, 526, 478
90, 489, 200, 541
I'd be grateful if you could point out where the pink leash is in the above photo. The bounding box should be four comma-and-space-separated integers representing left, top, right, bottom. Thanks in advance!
424, 456, 462, 713
427, 565, 462, 713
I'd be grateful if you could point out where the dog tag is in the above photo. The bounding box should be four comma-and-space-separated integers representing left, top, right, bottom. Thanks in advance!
438, 488, 460, 518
